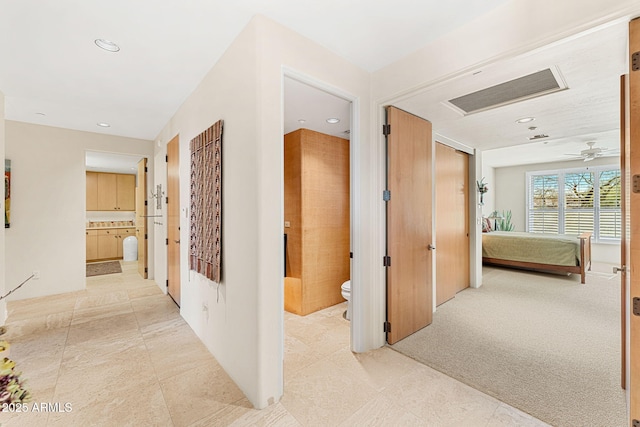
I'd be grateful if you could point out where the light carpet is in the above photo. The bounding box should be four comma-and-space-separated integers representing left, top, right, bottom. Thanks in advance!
85, 260, 122, 277
391, 266, 626, 427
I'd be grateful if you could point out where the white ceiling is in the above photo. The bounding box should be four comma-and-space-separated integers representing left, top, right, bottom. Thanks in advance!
0, 0, 507, 141
284, 78, 351, 139
0, 2, 631, 170
85, 151, 143, 175
394, 21, 628, 168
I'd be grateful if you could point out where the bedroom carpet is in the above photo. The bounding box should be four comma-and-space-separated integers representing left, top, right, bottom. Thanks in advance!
86, 261, 122, 277
390, 266, 626, 427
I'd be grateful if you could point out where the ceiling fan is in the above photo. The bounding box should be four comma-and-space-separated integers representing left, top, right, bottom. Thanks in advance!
565, 141, 619, 162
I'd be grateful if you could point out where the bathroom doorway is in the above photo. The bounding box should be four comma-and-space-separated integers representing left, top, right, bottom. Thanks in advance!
282, 75, 354, 359
85, 151, 147, 276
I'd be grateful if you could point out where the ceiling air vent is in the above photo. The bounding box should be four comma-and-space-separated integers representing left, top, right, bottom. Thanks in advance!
447, 68, 567, 115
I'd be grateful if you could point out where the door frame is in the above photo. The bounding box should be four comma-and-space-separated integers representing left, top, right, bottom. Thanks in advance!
281, 68, 364, 351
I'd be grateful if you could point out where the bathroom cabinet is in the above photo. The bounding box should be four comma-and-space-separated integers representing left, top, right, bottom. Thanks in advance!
86, 230, 98, 261
87, 227, 136, 261
86, 172, 136, 211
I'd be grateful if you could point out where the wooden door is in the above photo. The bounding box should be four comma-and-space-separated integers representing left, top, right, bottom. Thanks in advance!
136, 158, 148, 279
117, 174, 136, 211
97, 173, 117, 210
627, 17, 639, 423
386, 106, 433, 344
167, 135, 181, 306
435, 142, 469, 306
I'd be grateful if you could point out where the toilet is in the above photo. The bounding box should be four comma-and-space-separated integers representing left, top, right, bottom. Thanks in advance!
341, 280, 351, 321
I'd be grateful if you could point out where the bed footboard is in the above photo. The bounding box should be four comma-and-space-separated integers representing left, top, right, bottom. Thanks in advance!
578, 232, 592, 284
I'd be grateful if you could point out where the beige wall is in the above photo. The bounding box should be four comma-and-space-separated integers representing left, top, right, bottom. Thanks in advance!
5, 121, 153, 300
152, 15, 372, 409
494, 157, 620, 263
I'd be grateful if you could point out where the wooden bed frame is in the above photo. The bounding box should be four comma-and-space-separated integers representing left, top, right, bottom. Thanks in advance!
482, 232, 592, 284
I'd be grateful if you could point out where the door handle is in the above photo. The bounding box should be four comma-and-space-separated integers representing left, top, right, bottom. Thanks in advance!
428, 244, 436, 251
613, 266, 626, 273
174, 240, 180, 244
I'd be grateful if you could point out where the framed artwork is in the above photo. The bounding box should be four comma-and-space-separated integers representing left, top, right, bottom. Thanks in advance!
4, 159, 10, 228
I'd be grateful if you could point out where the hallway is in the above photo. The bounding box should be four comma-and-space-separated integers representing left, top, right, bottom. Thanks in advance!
2, 262, 549, 426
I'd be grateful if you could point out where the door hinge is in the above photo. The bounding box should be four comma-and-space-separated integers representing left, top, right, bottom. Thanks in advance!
166, 238, 169, 245
382, 124, 391, 136
383, 190, 391, 201
383, 256, 391, 267
165, 155, 168, 162
144, 166, 148, 173
633, 51, 640, 71
145, 234, 148, 240
166, 197, 169, 204
350, 252, 353, 259
144, 200, 148, 206
383, 321, 391, 333
633, 297, 640, 316
166, 279, 169, 288
144, 267, 148, 273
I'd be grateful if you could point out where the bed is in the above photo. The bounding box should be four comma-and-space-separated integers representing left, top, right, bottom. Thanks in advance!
482, 231, 592, 284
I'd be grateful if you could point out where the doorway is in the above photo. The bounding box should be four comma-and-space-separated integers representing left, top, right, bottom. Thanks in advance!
85, 151, 147, 277
282, 74, 356, 352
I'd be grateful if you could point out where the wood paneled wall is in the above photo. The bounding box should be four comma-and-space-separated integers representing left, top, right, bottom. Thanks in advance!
284, 129, 350, 315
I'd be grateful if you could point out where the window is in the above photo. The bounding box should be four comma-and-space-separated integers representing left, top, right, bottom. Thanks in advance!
526, 166, 620, 241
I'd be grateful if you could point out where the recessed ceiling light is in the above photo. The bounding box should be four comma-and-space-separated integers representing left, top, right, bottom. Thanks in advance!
326, 118, 340, 124
35, 112, 46, 116
97, 122, 111, 128
298, 119, 306, 124
516, 117, 535, 124
95, 39, 120, 52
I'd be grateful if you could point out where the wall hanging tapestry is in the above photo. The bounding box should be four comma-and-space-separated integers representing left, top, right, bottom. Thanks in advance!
190, 120, 223, 283
4, 159, 10, 229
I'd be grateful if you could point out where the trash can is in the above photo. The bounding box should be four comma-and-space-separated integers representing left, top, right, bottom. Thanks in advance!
123, 236, 138, 261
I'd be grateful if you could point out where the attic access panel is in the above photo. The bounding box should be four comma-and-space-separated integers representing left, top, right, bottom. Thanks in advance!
447, 68, 567, 115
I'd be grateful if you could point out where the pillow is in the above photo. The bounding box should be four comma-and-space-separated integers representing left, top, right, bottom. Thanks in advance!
482, 217, 492, 233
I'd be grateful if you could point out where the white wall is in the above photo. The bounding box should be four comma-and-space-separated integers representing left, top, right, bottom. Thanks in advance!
5, 122, 154, 300
152, 15, 372, 409
481, 161, 496, 217
154, 19, 262, 408
0, 91, 5, 323
494, 157, 620, 264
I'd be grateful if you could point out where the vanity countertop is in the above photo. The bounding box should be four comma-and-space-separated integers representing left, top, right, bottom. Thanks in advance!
87, 226, 136, 230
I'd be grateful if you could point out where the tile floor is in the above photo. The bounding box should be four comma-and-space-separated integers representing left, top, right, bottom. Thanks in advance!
0, 261, 549, 426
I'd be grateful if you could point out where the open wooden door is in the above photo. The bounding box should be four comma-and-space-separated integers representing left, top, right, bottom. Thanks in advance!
136, 158, 148, 279
627, 16, 640, 424
386, 106, 433, 345
167, 135, 181, 306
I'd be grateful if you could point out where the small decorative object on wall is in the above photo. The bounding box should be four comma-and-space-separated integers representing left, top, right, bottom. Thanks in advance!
4, 159, 10, 228
190, 120, 223, 283
477, 177, 488, 205
150, 184, 165, 210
